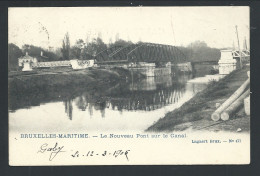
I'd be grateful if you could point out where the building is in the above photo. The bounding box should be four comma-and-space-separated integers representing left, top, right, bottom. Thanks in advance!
18, 52, 38, 71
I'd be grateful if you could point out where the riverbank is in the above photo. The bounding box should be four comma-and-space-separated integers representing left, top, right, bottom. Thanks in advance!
9, 67, 142, 87
147, 65, 250, 133
8, 67, 144, 110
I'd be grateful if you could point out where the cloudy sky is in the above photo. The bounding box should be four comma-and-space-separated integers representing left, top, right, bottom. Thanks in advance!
9, 6, 249, 49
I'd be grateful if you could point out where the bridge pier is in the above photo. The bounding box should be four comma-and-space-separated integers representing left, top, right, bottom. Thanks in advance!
218, 50, 237, 75
175, 62, 193, 72
129, 66, 171, 77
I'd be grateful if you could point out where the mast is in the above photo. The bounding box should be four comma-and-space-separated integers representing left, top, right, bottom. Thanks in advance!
243, 36, 248, 51
235, 25, 243, 69
232, 40, 236, 50
170, 15, 176, 45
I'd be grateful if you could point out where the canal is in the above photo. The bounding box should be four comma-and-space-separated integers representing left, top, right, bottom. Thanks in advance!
9, 68, 212, 133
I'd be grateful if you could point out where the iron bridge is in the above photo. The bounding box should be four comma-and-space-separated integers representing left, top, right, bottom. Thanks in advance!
94, 43, 188, 64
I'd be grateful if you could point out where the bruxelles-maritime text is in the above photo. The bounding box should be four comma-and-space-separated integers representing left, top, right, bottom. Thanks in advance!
20, 133, 187, 139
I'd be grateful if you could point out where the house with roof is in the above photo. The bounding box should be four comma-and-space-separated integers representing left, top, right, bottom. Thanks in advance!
18, 52, 38, 71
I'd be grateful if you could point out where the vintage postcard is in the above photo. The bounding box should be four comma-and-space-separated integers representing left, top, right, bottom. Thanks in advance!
8, 6, 250, 165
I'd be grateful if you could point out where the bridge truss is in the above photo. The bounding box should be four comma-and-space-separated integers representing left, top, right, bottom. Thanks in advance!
232, 50, 250, 58
94, 43, 188, 64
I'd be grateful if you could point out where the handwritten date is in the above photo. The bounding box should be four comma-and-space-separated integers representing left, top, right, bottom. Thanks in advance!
37, 142, 130, 161
71, 150, 130, 161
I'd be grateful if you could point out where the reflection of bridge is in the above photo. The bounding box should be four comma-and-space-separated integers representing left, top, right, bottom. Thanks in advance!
69, 80, 186, 118
95, 43, 188, 64
130, 76, 173, 91
107, 87, 185, 112
61, 73, 192, 120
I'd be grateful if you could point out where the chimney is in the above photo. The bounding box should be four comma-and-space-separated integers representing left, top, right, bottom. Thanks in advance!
41, 51, 43, 57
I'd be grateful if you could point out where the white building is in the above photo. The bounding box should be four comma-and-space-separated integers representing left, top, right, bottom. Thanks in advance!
18, 52, 38, 71
218, 50, 237, 75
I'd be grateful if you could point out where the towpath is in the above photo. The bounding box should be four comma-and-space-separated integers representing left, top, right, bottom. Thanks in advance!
147, 65, 250, 133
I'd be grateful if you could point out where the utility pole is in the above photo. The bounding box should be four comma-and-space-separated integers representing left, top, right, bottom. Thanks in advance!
170, 15, 177, 45
235, 25, 243, 69
244, 36, 248, 51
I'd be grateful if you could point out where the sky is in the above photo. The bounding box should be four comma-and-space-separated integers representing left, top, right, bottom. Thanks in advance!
9, 7, 249, 50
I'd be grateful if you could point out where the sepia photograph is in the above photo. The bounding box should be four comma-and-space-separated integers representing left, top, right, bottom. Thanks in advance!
8, 6, 250, 165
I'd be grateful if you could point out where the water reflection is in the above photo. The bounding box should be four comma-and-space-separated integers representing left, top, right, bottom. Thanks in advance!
129, 75, 173, 91
64, 99, 73, 120
67, 74, 190, 119
9, 71, 207, 132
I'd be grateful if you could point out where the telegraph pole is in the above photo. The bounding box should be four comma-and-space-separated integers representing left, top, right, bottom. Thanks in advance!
235, 25, 243, 69
170, 15, 176, 45
244, 36, 248, 51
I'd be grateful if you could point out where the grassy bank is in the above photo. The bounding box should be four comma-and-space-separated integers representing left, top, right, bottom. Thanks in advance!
9, 67, 143, 90
147, 66, 250, 132
8, 67, 144, 110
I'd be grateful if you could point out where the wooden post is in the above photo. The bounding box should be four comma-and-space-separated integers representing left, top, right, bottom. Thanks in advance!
211, 78, 250, 121
221, 89, 250, 121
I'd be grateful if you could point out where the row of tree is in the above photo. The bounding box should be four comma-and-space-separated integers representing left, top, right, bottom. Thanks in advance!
61, 32, 133, 60
8, 34, 134, 71
8, 43, 61, 71
8, 32, 220, 71
177, 41, 221, 62
63, 33, 220, 62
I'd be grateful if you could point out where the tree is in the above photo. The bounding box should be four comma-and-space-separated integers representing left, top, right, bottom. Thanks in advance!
108, 38, 113, 47
8, 43, 23, 71
187, 41, 220, 62
176, 46, 193, 61
20, 44, 59, 61
54, 48, 63, 60
115, 33, 120, 42
95, 37, 107, 54
61, 32, 71, 60
109, 39, 133, 48
85, 37, 107, 56
71, 39, 85, 59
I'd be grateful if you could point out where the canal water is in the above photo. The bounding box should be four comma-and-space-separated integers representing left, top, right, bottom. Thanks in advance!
9, 70, 208, 133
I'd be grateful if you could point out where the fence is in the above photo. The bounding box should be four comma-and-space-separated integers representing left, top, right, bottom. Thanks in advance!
35, 61, 71, 68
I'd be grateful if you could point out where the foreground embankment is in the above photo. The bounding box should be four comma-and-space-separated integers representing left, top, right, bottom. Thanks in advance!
8, 67, 143, 110
147, 66, 250, 132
